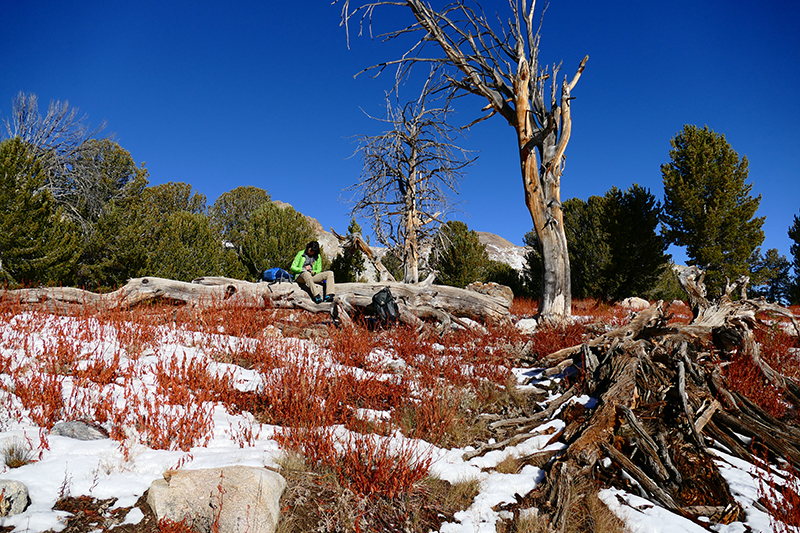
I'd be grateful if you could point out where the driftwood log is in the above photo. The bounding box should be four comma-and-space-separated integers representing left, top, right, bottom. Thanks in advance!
487, 265, 800, 531
0, 275, 512, 329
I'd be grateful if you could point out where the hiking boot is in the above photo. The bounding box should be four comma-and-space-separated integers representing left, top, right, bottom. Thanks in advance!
313, 295, 323, 304
324, 294, 335, 303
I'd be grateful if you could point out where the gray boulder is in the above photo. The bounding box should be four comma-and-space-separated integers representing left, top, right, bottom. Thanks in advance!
51, 421, 108, 440
146, 466, 286, 533
0, 480, 29, 516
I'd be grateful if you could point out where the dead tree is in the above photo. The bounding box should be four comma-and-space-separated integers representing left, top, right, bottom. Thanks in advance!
345, 75, 474, 283
0, 275, 512, 331
331, 228, 397, 282
339, 0, 588, 322
479, 265, 800, 531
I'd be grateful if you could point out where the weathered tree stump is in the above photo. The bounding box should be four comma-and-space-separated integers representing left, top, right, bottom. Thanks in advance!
489, 265, 800, 531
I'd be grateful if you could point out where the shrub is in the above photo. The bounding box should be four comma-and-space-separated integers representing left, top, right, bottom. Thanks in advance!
239, 203, 317, 281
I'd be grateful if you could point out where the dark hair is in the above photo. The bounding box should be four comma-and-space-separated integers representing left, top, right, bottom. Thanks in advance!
305, 241, 320, 256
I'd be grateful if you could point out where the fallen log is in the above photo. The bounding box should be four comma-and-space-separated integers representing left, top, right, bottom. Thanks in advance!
0, 275, 512, 328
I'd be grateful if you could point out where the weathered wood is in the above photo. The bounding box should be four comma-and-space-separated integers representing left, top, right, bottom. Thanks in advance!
601, 442, 680, 511
0, 275, 512, 327
510, 264, 799, 529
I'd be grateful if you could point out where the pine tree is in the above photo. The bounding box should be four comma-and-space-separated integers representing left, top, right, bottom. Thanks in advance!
600, 184, 670, 301
0, 138, 82, 286
146, 211, 232, 282
661, 125, 764, 294
561, 196, 610, 299
430, 221, 488, 288
748, 248, 792, 304
209, 186, 272, 247
789, 211, 800, 304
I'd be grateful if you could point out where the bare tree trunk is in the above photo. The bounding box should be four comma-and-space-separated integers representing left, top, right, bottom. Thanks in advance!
515, 55, 580, 322
403, 154, 420, 284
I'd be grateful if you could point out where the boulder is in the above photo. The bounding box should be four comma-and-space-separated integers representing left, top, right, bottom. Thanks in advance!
146, 466, 286, 533
618, 297, 650, 311
516, 318, 538, 335
0, 480, 29, 516
51, 421, 108, 440
466, 281, 514, 307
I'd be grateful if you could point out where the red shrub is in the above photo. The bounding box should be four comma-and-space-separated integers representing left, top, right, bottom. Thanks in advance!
755, 454, 800, 533
724, 353, 787, 419
510, 297, 538, 318
13, 372, 64, 428
756, 322, 800, 381
276, 427, 431, 500
525, 323, 587, 360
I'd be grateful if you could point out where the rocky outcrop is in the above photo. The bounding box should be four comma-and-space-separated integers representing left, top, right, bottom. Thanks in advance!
0, 480, 29, 516
146, 466, 286, 533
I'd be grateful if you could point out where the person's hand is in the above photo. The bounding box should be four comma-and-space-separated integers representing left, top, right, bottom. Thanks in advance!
304, 265, 312, 271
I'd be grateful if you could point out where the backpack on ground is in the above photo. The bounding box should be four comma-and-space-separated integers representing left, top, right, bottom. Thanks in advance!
372, 287, 399, 326
262, 267, 294, 283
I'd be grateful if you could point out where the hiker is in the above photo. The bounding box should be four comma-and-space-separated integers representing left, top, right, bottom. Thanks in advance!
290, 241, 335, 304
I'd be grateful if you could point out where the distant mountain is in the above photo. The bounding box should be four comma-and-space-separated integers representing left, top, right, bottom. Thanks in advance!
476, 231, 529, 271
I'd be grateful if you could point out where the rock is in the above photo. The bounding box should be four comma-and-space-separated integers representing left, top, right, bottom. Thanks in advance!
51, 421, 108, 440
516, 318, 538, 335
146, 466, 286, 533
618, 297, 650, 311
466, 281, 514, 307
0, 480, 29, 516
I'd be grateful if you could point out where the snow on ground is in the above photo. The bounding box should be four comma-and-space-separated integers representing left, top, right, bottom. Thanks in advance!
0, 312, 779, 532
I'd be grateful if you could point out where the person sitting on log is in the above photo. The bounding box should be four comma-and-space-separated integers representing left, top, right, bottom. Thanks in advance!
289, 241, 335, 304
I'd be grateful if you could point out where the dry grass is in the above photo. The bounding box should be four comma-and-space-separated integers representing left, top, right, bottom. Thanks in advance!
500, 477, 627, 533
1, 436, 36, 468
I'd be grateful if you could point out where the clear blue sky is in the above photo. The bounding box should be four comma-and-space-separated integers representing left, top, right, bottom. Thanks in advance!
2, 1, 799, 261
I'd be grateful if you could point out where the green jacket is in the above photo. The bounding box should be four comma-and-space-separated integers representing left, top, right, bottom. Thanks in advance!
290, 250, 321, 276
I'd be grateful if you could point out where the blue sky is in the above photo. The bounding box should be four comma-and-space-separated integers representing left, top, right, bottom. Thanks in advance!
2, 1, 799, 262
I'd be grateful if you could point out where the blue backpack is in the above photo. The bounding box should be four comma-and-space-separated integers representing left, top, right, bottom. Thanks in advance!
262, 267, 294, 283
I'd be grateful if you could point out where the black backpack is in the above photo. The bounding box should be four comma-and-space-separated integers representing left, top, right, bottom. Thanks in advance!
372, 287, 399, 326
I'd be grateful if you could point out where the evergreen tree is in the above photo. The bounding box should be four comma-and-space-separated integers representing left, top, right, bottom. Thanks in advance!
66, 139, 149, 229
561, 196, 610, 299
525, 196, 610, 300
790, 211, 800, 304
145, 211, 231, 282
522, 230, 543, 298
331, 219, 367, 283
748, 248, 792, 304
600, 184, 670, 301
0, 138, 82, 286
485, 260, 526, 298
239, 203, 317, 280
662, 125, 764, 294
209, 186, 271, 246
76, 175, 149, 290
380, 249, 405, 282
430, 221, 489, 288
75, 144, 150, 289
